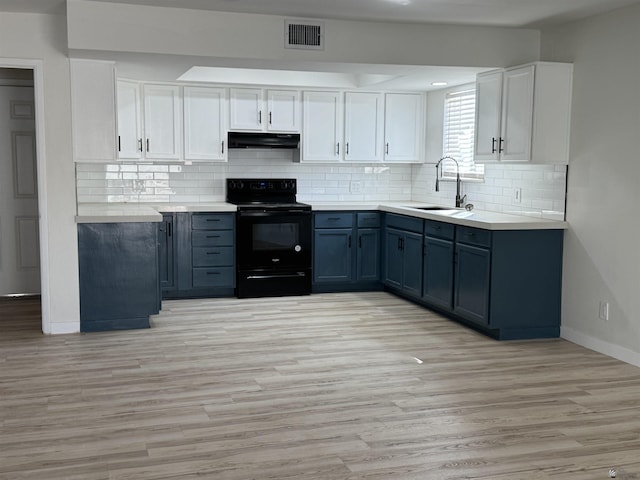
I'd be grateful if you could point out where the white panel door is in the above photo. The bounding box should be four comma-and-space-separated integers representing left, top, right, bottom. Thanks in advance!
70, 59, 117, 163
384, 93, 425, 163
0, 84, 40, 295
117, 80, 143, 160
229, 88, 263, 130
183, 86, 227, 162
267, 90, 300, 132
344, 92, 383, 162
500, 65, 535, 162
143, 84, 182, 160
301, 91, 343, 162
474, 70, 503, 162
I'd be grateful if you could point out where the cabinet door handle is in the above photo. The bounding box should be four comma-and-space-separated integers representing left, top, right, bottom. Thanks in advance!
499, 137, 504, 153
269, 111, 272, 125
138, 138, 143, 152
348, 235, 352, 248
222, 140, 225, 154
336, 142, 340, 155
346, 142, 349, 155
118, 135, 121, 152
359, 235, 362, 248
259, 110, 262, 125
385, 143, 389, 154
167, 221, 171, 237
146, 138, 150, 152
491, 137, 497, 154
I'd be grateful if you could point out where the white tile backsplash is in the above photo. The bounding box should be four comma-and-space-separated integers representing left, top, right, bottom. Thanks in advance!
77, 151, 567, 220
76, 150, 413, 204
411, 163, 567, 220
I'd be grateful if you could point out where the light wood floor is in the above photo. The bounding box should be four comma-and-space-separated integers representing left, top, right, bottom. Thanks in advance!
1, 293, 640, 480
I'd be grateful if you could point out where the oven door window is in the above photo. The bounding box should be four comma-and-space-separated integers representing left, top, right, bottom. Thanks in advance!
253, 223, 299, 251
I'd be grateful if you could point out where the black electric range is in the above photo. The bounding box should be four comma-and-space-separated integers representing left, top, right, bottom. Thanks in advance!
227, 178, 312, 298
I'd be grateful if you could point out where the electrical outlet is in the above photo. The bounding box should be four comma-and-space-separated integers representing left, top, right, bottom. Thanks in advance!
599, 301, 609, 321
350, 180, 363, 194
514, 187, 522, 204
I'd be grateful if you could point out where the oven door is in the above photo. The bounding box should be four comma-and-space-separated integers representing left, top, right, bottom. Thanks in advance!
236, 209, 311, 271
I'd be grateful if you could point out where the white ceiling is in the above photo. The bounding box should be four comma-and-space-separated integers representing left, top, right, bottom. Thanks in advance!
1, 0, 639, 27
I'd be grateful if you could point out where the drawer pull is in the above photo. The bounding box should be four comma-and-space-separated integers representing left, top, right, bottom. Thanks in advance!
327, 217, 340, 221
206, 272, 221, 275
206, 235, 220, 238
206, 252, 221, 255
206, 219, 221, 222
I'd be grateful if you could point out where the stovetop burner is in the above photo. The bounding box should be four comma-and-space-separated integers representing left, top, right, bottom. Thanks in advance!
226, 178, 306, 207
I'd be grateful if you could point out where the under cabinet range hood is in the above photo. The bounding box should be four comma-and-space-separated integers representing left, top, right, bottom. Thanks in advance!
228, 132, 300, 149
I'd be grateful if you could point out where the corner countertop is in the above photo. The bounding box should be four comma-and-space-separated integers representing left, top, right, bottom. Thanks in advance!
75, 202, 567, 231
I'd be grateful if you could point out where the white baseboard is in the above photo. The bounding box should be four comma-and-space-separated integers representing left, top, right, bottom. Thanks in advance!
49, 323, 81, 335
561, 326, 640, 367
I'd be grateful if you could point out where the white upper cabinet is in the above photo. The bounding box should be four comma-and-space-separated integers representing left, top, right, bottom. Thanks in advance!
230, 88, 300, 132
229, 88, 263, 130
267, 90, 301, 132
70, 59, 117, 163
116, 80, 143, 160
383, 93, 425, 163
183, 86, 227, 162
474, 71, 503, 162
300, 91, 343, 162
143, 84, 182, 160
344, 92, 384, 162
475, 62, 573, 164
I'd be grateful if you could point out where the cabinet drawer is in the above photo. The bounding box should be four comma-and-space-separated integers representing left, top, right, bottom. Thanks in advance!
424, 220, 454, 240
192, 230, 234, 247
192, 246, 234, 267
191, 213, 234, 230
314, 212, 354, 229
385, 213, 423, 234
456, 226, 492, 248
193, 267, 235, 288
357, 212, 380, 228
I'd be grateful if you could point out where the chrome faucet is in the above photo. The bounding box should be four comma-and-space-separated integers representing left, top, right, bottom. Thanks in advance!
435, 156, 466, 208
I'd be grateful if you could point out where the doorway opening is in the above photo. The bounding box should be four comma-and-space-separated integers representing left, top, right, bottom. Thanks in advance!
0, 59, 50, 334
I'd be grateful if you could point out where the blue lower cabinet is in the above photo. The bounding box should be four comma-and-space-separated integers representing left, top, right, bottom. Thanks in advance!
454, 243, 491, 325
313, 228, 352, 283
357, 228, 380, 282
158, 214, 177, 292
383, 221, 423, 298
384, 213, 563, 340
312, 212, 381, 292
78, 222, 160, 332
163, 212, 235, 299
423, 236, 454, 310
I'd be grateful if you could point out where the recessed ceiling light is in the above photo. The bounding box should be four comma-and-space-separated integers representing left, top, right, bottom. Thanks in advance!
431, 81, 448, 86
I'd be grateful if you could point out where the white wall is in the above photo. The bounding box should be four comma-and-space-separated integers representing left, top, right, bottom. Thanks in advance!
0, 12, 81, 334
66, 0, 540, 69
541, 4, 640, 365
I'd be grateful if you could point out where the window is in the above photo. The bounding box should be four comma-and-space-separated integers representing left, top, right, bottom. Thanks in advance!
441, 86, 484, 181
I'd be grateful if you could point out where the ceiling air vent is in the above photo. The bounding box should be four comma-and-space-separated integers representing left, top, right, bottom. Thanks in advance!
285, 20, 324, 50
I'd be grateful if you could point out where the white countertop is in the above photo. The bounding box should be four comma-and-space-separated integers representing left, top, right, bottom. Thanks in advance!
76, 201, 567, 230
75, 203, 236, 223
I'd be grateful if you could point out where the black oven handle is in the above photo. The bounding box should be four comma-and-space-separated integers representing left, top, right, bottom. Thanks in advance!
246, 272, 307, 280
238, 210, 310, 217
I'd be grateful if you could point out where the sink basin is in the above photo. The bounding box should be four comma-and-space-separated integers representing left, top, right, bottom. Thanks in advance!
402, 206, 456, 211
